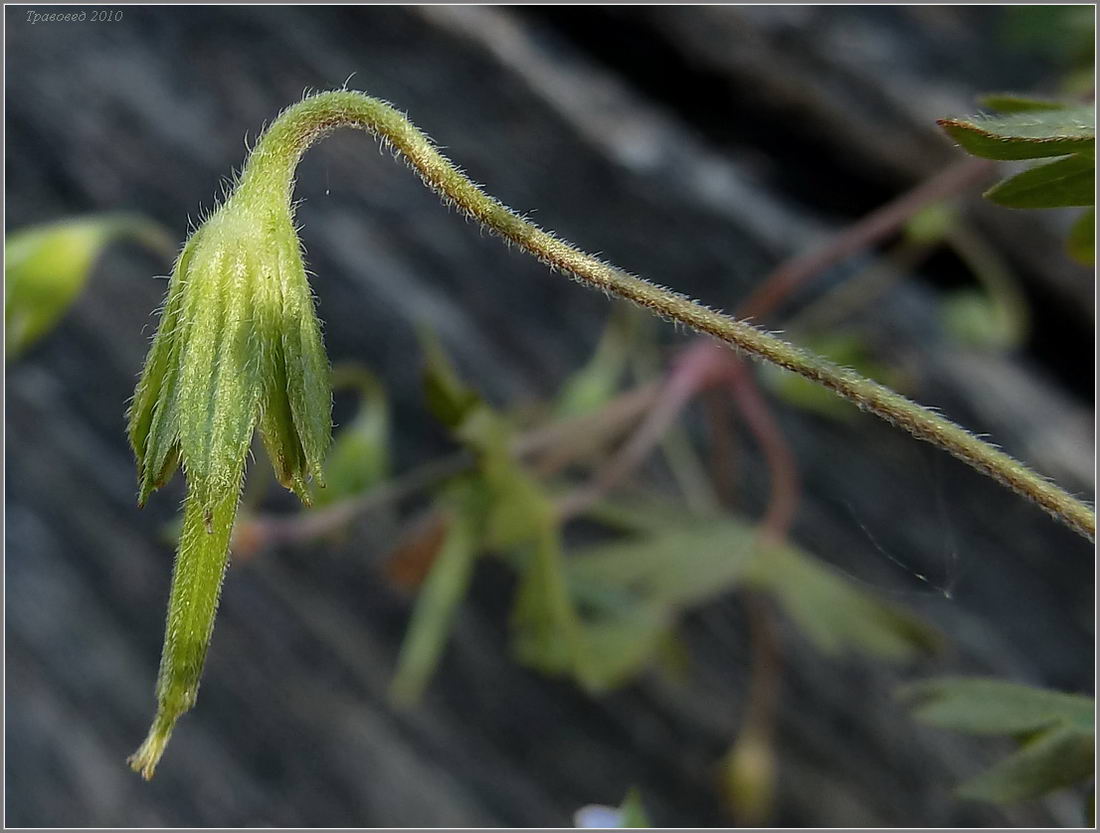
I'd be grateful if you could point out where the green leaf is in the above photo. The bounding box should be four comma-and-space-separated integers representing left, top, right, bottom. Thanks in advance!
418, 340, 593, 689
5, 214, 170, 359
575, 602, 670, 692
567, 520, 757, 611
941, 289, 1015, 350
1067, 208, 1095, 264
978, 94, 1070, 114
418, 327, 481, 429
312, 364, 391, 506
761, 332, 902, 423
899, 677, 1094, 735
554, 302, 639, 419
746, 545, 940, 661
390, 483, 486, 705
984, 154, 1094, 209
957, 725, 1094, 802
938, 107, 1095, 160
564, 521, 759, 691
618, 787, 651, 828
511, 522, 588, 680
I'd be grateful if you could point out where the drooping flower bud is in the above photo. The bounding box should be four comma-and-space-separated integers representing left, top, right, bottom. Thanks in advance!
126, 131, 331, 779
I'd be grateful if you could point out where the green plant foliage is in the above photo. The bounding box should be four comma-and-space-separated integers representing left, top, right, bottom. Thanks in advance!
568, 511, 937, 674
940, 99, 1095, 264
940, 290, 1013, 350
1067, 208, 1096, 264
900, 677, 1094, 803
395, 331, 590, 698
5, 214, 171, 359
985, 153, 1094, 209
312, 364, 391, 506
999, 6, 1095, 72
976, 94, 1071, 114
746, 543, 940, 661
401, 333, 938, 701
618, 787, 651, 828
937, 107, 1094, 160
956, 727, 1094, 803
390, 481, 487, 705
900, 677, 1093, 735
761, 332, 903, 423
553, 302, 641, 419
905, 201, 960, 245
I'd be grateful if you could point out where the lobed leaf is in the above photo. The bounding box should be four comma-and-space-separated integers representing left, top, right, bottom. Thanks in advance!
747, 544, 941, 661
566, 520, 757, 610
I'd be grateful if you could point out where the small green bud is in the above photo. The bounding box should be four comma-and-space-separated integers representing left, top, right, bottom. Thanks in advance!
126, 132, 331, 778
5, 214, 171, 360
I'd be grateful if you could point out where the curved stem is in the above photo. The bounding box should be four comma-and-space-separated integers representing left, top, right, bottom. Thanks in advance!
244, 91, 1094, 541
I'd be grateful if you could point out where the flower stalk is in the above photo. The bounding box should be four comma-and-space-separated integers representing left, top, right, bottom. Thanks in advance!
128, 88, 1094, 778
236, 90, 1090, 540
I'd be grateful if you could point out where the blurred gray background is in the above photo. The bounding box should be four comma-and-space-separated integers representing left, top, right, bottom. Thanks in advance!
5, 6, 1094, 827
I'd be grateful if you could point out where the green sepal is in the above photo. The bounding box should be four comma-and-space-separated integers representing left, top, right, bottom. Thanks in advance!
277, 234, 331, 491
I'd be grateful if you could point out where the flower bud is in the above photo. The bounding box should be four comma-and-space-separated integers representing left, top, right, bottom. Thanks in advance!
5, 214, 172, 360
126, 165, 331, 778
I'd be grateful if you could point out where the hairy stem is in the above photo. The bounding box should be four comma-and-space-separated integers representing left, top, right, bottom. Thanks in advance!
249, 90, 1094, 540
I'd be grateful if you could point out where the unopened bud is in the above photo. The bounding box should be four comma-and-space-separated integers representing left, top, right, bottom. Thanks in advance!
126, 125, 332, 778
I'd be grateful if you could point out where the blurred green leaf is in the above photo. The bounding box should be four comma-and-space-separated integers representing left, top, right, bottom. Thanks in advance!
390, 481, 487, 705
938, 107, 1094, 160
941, 289, 1015, 350
565, 520, 758, 692
575, 602, 670, 692
978, 94, 1070, 114
899, 677, 1093, 735
761, 332, 902, 422
554, 302, 639, 419
567, 516, 935, 691
567, 520, 757, 610
419, 327, 482, 429
746, 545, 940, 661
5, 214, 171, 359
511, 521, 589, 680
905, 202, 960, 245
957, 725, 1094, 803
618, 787, 651, 828
999, 6, 1095, 70
312, 364, 390, 506
900, 677, 1094, 804
1067, 208, 1095, 264
418, 332, 591, 688
984, 153, 1094, 209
